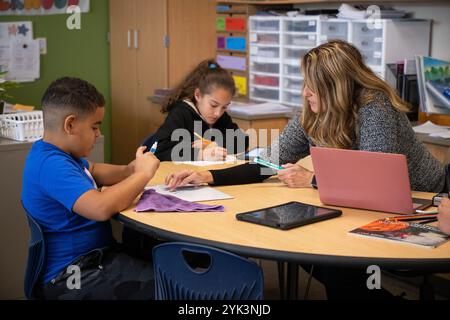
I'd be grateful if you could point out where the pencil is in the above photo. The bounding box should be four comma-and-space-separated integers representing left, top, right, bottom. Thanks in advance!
193, 132, 212, 146
418, 218, 438, 225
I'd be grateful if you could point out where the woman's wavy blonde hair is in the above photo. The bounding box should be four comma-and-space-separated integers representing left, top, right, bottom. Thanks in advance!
301, 40, 409, 149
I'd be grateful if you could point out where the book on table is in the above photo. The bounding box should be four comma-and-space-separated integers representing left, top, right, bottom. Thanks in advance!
349, 219, 449, 249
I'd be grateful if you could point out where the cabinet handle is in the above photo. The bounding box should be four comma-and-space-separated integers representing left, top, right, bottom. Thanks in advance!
127, 30, 131, 48
134, 30, 139, 49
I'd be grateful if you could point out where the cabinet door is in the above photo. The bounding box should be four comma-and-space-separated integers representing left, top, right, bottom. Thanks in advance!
167, 0, 216, 87
136, 0, 169, 140
110, 0, 138, 164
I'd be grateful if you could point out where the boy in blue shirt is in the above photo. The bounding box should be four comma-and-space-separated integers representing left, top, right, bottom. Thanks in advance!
22, 77, 160, 299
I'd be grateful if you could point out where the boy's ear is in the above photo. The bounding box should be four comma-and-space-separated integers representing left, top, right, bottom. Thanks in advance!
63, 115, 77, 135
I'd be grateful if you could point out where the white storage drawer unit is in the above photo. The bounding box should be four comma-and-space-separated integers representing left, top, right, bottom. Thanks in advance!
249, 16, 431, 107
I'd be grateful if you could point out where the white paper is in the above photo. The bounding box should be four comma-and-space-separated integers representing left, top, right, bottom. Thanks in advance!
429, 131, 450, 139
412, 121, 450, 135
8, 39, 40, 81
145, 185, 233, 202
0, 43, 11, 73
174, 155, 239, 167
228, 102, 294, 116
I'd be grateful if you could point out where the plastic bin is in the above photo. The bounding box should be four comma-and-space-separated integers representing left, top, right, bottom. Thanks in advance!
283, 78, 303, 91
249, 33, 280, 45
361, 50, 382, 66
0, 111, 43, 141
251, 46, 280, 58
284, 34, 316, 47
321, 21, 348, 38
352, 22, 383, 38
251, 61, 280, 74
352, 35, 382, 52
284, 47, 309, 60
252, 75, 279, 87
283, 91, 302, 106
250, 19, 280, 32
284, 19, 317, 33
283, 64, 301, 77
251, 87, 279, 101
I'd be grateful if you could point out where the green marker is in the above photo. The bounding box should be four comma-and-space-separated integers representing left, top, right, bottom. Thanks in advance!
254, 157, 283, 171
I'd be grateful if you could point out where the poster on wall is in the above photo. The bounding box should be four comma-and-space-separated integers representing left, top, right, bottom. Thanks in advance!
0, 21, 39, 81
0, 0, 90, 16
0, 21, 33, 43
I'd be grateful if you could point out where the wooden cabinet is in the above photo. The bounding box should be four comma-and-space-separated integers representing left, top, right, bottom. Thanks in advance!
110, 0, 216, 164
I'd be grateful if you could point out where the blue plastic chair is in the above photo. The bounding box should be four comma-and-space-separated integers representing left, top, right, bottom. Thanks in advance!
153, 242, 264, 300
23, 205, 46, 300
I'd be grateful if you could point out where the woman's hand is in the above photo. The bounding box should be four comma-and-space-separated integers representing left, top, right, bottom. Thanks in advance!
165, 170, 213, 190
277, 163, 314, 188
438, 197, 450, 235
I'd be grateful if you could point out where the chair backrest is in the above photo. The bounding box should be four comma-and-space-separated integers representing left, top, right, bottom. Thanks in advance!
153, 242, 264, 300
141, 134, 157, 152
22, 203, 46, 300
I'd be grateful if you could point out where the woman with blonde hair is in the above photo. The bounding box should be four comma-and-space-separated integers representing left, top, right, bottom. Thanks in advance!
165, 40, 445, 299
166, 40, 444, 193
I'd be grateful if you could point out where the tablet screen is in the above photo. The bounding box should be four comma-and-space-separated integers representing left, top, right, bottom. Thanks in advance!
236, 202, 341, 229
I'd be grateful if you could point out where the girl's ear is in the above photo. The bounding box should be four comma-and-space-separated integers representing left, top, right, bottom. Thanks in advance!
194, 88, 202, 102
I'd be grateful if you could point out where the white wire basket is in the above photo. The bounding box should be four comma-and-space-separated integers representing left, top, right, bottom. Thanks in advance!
0, 111, 44, 141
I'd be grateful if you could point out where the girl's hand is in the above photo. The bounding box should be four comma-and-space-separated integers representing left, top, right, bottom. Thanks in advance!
192, 140, 216, 149
198, 144, 227, 161
277, 163, 314, 188
165, 170, 213, 190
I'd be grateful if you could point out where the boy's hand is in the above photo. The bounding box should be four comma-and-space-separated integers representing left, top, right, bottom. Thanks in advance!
135, 146, 160, 178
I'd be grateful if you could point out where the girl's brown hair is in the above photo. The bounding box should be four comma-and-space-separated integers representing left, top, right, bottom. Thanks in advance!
301, 40, 410, 149
161, 59, 236, 113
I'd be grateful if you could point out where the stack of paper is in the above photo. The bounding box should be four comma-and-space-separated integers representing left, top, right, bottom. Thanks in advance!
413, 121, 450, 138
145, 184, 233, 202
228, 102, 294, 117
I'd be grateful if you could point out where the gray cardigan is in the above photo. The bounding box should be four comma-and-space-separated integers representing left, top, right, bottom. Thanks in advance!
261, 92, 445, 192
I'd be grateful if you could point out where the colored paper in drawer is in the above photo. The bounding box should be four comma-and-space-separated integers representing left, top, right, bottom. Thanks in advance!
216, 17, 226, 31
226, 37, 246, 51
217, 37, 226, 49
233, 75, 247, 96
217, 55, 246, 71
226, 17, 246, 31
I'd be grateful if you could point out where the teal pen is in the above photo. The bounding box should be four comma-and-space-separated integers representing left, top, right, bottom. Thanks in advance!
254, 157, 283, 171
150, 141, 158, 154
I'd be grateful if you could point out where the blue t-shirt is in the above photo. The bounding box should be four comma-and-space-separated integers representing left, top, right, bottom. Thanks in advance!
22, 140, 114, 284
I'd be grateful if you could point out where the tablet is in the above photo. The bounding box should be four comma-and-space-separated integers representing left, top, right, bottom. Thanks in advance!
236, 201, 342, 230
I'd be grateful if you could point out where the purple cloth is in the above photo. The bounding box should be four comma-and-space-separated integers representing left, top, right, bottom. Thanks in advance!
135, 189, 225, 212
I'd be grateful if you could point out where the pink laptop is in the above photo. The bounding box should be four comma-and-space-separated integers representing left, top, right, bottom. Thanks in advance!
310, 147, 431, 214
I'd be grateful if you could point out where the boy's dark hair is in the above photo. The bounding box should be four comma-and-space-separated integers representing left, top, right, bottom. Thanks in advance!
161, 59, 236, 113
42, 77, 105, 130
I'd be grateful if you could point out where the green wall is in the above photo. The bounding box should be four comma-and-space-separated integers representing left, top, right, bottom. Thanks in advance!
0, 0, 112, 162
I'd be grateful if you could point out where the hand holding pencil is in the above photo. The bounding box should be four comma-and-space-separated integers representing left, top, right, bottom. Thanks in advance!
192, 132, 227, 161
